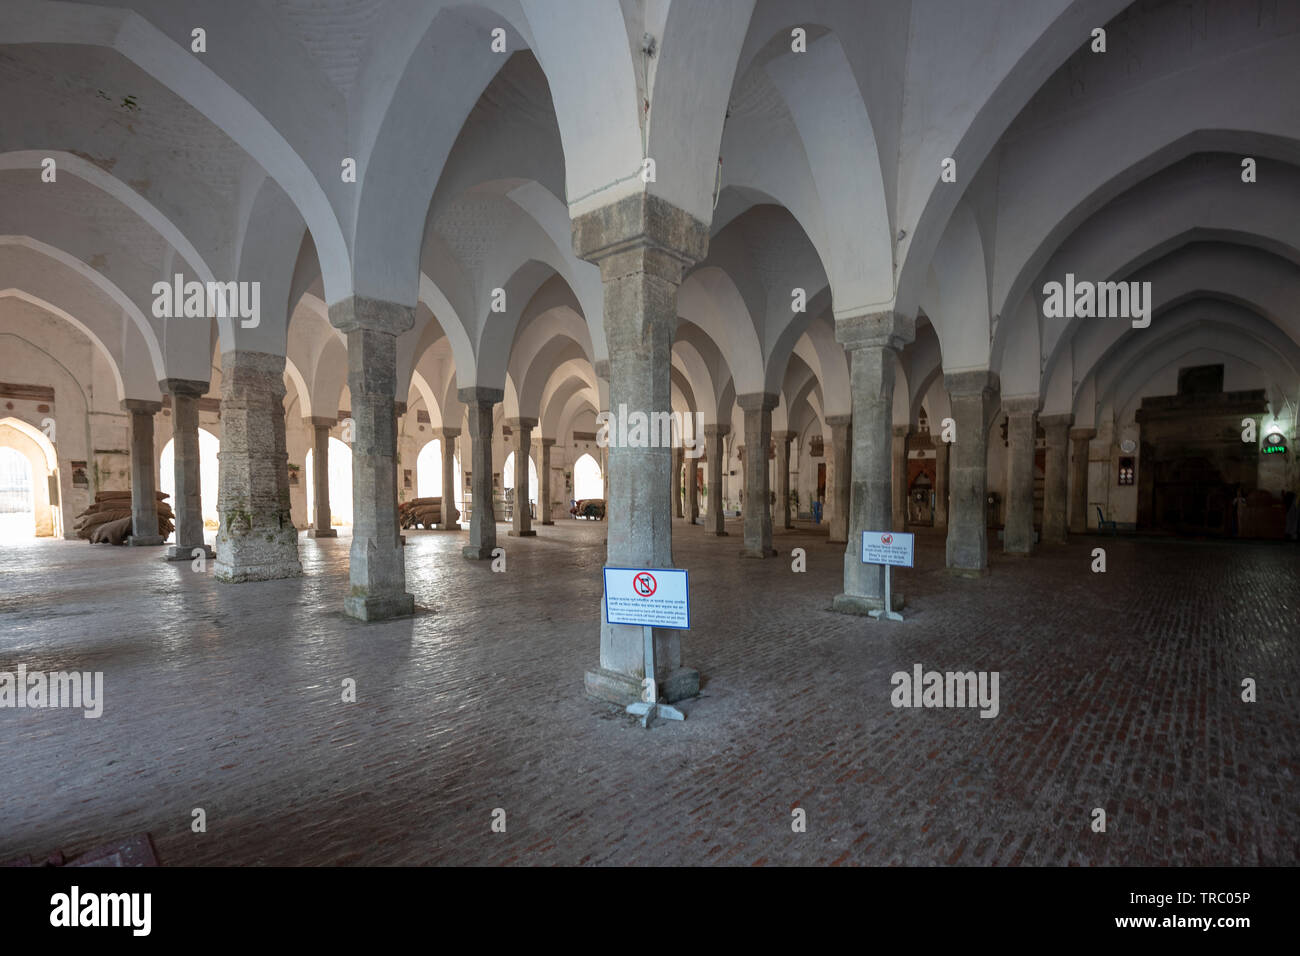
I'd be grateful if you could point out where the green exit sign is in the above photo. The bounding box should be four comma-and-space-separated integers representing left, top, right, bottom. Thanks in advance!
1262, 432, 1287, 455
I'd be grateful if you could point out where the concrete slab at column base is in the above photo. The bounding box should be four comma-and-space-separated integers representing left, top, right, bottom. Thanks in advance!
214, 561, 303, 583
127, 535, 164, 546
827, 538, 846, 545
945, 566, 991, 578
541, 520, 554, 526
713, 531, 729, 537
308, 528, 337, 538
585, 666, 700, 706
832, 591, 904, 615
344, 591, 415, 622
739, 547, 777, 558
165, 545, 213, 561
462, 544, 496, 560
507, 529, 536, 537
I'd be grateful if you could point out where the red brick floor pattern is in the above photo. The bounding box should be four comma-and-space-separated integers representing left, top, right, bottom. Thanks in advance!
0, 521, 1295, 865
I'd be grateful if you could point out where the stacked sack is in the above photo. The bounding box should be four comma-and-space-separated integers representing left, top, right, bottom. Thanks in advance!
73, 491, 175, 544
398, 496, 442, 529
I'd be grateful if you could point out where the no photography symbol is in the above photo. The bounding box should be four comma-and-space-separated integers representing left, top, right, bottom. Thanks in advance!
633, 572, 657, 597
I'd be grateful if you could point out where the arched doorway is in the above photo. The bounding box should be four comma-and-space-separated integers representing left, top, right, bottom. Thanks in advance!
573, 452, 603, 502
159, 427, 221, 534
0, 446, 34, 540
305, 437, 354, 528
0, 417, 58, 538
415, 438, 464, 514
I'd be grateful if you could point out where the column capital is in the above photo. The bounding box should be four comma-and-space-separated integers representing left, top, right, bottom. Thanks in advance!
825, 414, 852, 427
736, 391, 779, 412
434, 426, 461, 439
160, 378, 209, 399
1001, 395, 1040, 416
772, 430, 796, 443
327, 295, 415, 336
944, 369, 1000, 399
458, 386, 504, 407
835, 310, 915, 352
221, 350, 287, 393
505, 416, 538, 431
572, 193, 710, 277
1069, 427, 1097, 441
122, 398, 162, 414
304, 416, 337, 428
1040, 413, 1074, 430
538, 436, 556, 448
703, 423, 731, 438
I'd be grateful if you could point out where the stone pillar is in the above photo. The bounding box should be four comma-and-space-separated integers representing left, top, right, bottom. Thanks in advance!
538, 437, 554, 525
892, 425, 910, 531
460, 388, 502, 558
436, 427, 461, 528
1003, 396, 1038, 555
327, 298, 414, 619
833, 313, 914, 614
1069, 428, 1096, 534
705, 424, 729, 536
162, 379, 213, 559
123, 398, 164, 546
773, 430, 795, 530
934, 440, 950, 530
686, 449, 700, 524
1040, 414, 1073, 544
507, 417, 537, 537
573, 194, 708, 705
826, 415, 851, 544
945, 370, 999, 574
215, 351, 302, 582
672, 446, 683, 519
739, 392, 778, 557
305, 416, 337, 538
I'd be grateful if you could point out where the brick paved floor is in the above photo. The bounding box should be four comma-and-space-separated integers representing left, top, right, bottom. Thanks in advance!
1, 521, 1296, 865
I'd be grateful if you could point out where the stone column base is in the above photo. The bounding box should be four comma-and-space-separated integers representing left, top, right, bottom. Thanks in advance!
308, 528, 338, 538
462, 544, 495, 560
128, 535, 164, 547
344, 591, 415, 622
166, 544, 213, 562
215, 560, 303, 583
832, 591, 904, 615
828, 538, 846, 546
739, 547, 777, 558
713, 530, 729, 537
541, 519, 554, 526
507, 529, 536, 537
584, 666, 700, 706
945, 566, 991, 579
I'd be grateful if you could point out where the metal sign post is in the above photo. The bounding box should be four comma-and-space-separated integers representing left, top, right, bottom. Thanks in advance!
860, 530, 914, 623
603, 567, 690, 730
869, 565, 904, 622
625, 625, 685, 728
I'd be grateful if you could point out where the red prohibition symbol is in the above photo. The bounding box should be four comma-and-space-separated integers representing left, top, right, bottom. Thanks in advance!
881, 533, 893, 544
633, 572, 657, 597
